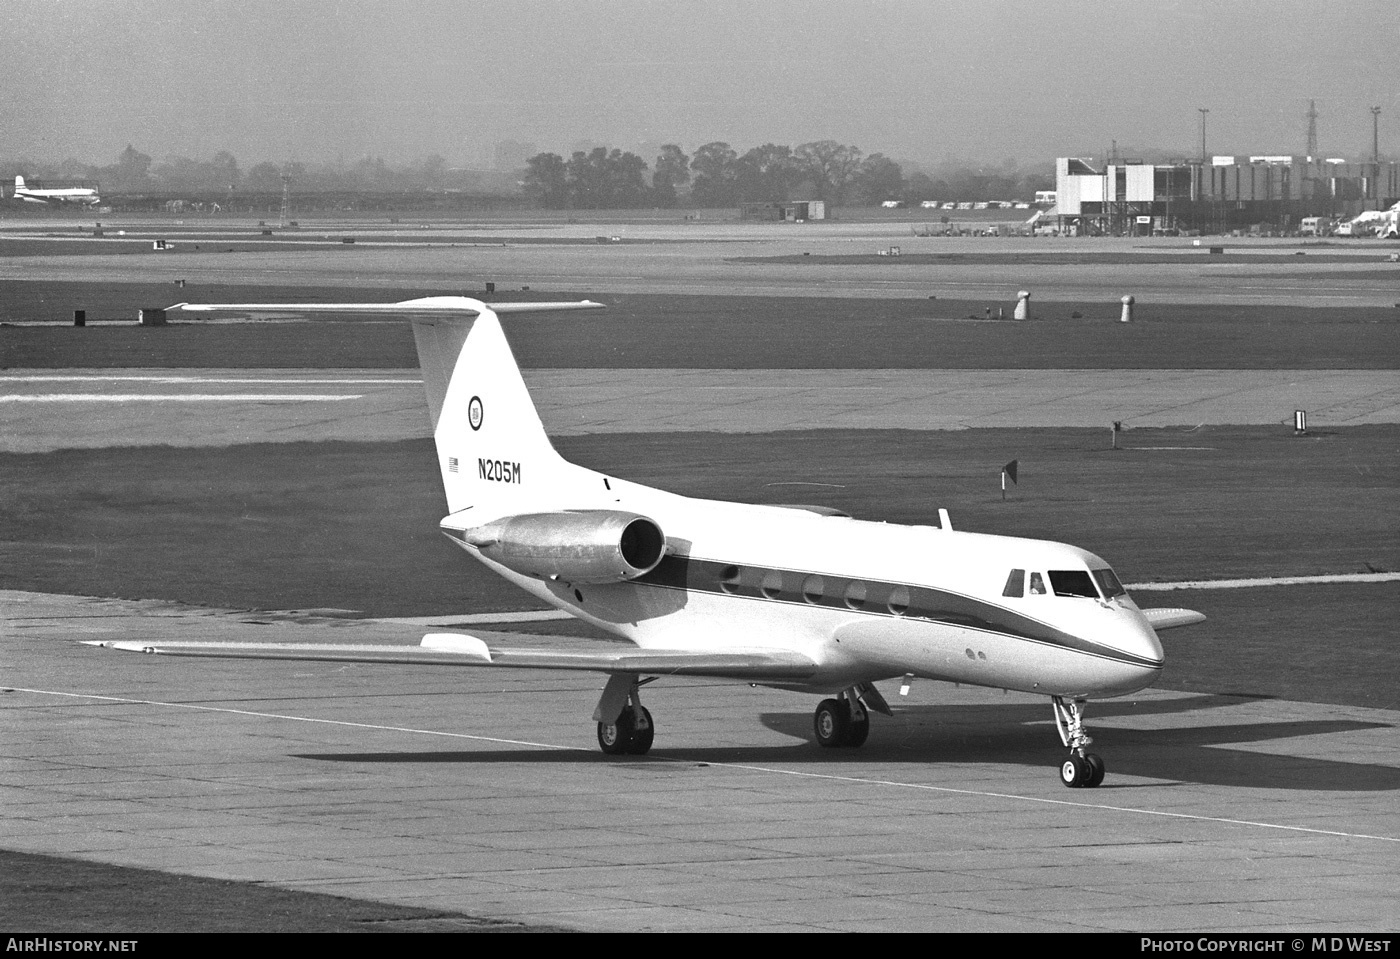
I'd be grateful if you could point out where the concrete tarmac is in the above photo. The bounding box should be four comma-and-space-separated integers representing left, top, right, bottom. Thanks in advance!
4, 368, 1397, 452
3, 226, 1399, 306
4, 589, 1398, 932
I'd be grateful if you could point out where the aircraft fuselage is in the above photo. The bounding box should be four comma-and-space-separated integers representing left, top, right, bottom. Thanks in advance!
446, 480, 1164, 701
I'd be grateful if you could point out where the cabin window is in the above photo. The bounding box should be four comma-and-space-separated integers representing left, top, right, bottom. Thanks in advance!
887, 585, 910, 615
1049, 570, 1099, 599
761, 569, 783, 599
802, 575, 825, 604
1029, 572, 1047, 595
1092, 568, 1126, 599
1002, 569, 1025, 598
844, 580, 868, 610
719, 565, 742, 594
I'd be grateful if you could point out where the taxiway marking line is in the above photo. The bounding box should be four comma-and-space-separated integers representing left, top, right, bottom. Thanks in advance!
1129, 572, 1400, 590
4, 375, 419, 384
0, 394, 364, 402
14, 685, 1399, 845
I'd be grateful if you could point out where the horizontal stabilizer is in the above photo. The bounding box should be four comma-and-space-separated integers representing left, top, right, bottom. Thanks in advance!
85, 637, 818, 680
1142, 608, 1207, 630
169, 296, 603, 316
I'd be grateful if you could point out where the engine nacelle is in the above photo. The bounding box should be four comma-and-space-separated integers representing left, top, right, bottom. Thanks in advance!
458, 510, 666, 583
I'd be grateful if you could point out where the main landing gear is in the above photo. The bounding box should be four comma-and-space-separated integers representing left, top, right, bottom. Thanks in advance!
594, 673, 655, 756
1052, 695, 1105, 788
813, 684, 891, 748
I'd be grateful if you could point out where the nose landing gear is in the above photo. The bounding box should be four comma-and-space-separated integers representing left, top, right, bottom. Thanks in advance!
1052, 695, 1105, 788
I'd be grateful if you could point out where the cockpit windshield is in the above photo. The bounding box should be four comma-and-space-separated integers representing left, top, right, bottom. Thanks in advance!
1048, 570, 1099, 599
1092, 567, 1126, 599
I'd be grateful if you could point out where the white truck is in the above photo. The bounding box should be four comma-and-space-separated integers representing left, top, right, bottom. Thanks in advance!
1299, 216, 1333, 236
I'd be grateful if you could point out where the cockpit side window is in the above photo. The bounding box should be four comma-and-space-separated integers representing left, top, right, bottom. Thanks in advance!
1002, 569, 1025, 598
1029, 572, 1047, 595
1092, 567, 1126, 599
1049, 570, 1099, 599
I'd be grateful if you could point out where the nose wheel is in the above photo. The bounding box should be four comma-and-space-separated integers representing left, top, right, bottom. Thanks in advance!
1052, 696, 1106, 788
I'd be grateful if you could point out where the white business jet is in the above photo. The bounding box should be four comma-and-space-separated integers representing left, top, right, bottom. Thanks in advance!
13, 175, 101, 205
89, 296, 1204, 787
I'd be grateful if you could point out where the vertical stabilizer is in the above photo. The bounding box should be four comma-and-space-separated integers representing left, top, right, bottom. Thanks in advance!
166, 294, 603, 519
410, 301, 576, 516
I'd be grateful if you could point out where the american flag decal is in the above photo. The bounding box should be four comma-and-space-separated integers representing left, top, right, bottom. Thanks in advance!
448, 457, 458, 473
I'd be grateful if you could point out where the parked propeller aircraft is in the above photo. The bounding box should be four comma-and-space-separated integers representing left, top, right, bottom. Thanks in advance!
88, 296, 1204, 787
12, 175, 101, 205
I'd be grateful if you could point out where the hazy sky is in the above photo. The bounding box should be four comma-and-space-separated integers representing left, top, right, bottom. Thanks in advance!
5, 0, 1397, 168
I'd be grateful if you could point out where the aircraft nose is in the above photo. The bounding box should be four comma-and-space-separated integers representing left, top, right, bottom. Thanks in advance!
1096, 611, 1164, 696
1123, 614, 1165, 668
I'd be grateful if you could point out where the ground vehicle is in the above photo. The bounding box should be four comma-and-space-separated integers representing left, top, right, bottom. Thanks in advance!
1299, 217, 1333, 237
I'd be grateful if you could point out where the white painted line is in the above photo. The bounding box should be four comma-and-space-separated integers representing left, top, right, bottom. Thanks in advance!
0, 394, 364, 402
14, 685, 1400, 845
9, 376, 410, 384
1129, 572, 1400, 590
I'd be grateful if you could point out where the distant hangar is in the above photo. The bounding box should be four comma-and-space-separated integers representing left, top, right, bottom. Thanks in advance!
1054, 155, 1400, 235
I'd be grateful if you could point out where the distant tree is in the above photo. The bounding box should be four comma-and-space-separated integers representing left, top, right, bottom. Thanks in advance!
608, 149, 650, 207
109, 144, 152, 191
150, 155, 200, 190
414, 154, 447, 189
523, 152, 569, 208
734, 144, 802, 202
795, 140, 863, 205
901, 171, 949, 205
850, 153, 904, 205
209, 151, 240, 189
1020, 171, 1054, 196
244, 162, 283, 191
566, 147, 649, 208
652, 144, 690, 207
689, 141, 738, 206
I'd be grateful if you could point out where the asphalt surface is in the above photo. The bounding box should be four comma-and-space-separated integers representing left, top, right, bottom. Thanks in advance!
4, 367, 1397, 453
6, 589, 1400, 932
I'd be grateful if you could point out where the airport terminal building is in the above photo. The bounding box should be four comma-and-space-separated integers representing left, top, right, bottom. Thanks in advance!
1054, 155, 1400, 234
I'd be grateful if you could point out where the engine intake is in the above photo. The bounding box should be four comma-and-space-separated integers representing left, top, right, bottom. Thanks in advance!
456, 510, 666, 583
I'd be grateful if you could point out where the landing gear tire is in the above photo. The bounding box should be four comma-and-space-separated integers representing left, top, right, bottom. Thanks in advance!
1060, 753, 1105, 788
814, 699, 851, 748
1060, 755, 1090, 788
597, 707, 637, 756
625, 706, 654, 755
1083, 752, 1105, 788
844, 712, 870, 748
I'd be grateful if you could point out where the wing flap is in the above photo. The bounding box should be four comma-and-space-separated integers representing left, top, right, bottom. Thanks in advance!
1142, 608, 1207, 630
85, 636, 818, 680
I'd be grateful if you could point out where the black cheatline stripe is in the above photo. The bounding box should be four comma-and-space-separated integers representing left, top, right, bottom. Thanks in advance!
635, 555, 1162, 670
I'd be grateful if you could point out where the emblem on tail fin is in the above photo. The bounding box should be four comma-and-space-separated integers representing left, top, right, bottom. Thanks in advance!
468, 396, 484, 431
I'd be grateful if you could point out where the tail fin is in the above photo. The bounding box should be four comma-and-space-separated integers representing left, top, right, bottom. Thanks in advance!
15, 176, 25, 189
168, 295, 604, 517
410, 300, 574, 515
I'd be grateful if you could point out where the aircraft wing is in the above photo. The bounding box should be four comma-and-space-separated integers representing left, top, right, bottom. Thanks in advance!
1141, 608, 1207, 630
84, 633, 819, 680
